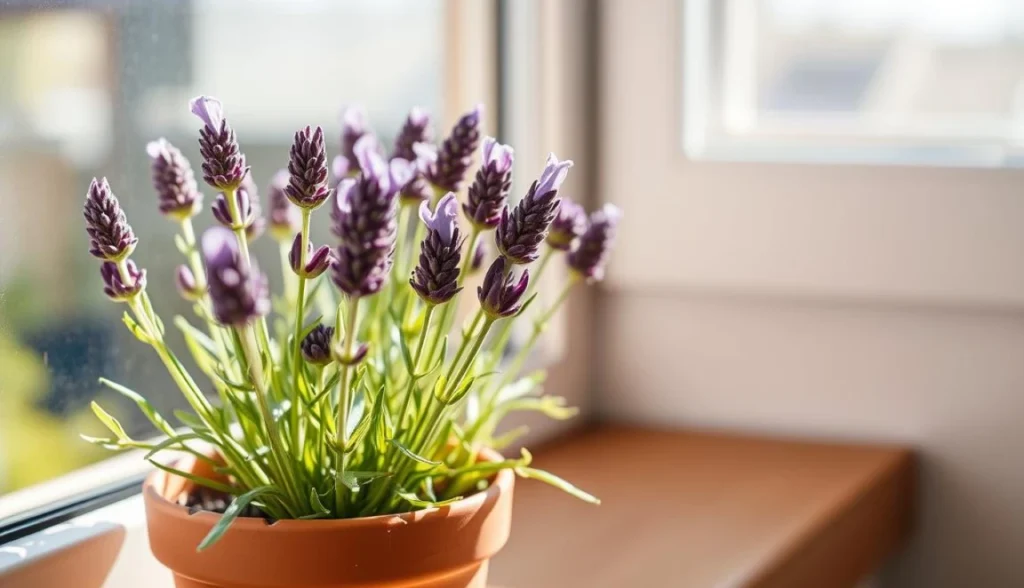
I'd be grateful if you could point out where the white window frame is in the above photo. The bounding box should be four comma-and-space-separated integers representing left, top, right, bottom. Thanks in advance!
602, 0, 1024, 309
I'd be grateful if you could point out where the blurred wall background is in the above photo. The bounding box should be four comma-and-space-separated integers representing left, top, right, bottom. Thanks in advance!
598, 1, 1024, 587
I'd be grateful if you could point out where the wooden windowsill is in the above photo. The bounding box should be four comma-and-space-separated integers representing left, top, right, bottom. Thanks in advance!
489, 425, 915, 588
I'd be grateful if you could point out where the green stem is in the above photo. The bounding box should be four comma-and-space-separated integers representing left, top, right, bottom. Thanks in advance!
395, 304, 435, 431
237, 325, 302, 516
289, 211, 312, 452
334, 296, 360, 514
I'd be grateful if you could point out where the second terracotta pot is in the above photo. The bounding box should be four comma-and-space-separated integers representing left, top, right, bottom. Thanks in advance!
143, 450, 515, 588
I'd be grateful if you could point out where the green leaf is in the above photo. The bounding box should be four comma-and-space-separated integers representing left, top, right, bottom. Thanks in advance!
497, 371, 547, 404
122, 312, 153, 345
515, 292, 540, 318
370, 385, 393, 454
79, 435, 122, 451
396, 488, 463, 509
98, 378, 175, 436
174, 410, 208, 431
445, 376, 476, 405
142, 432, 207, 460
173, 233, 189, 256
298, 315, 324, 345
514, 466, 600, 505
432, 374, 448, 402
341, 470, 392, 491
490, 425, 530, 450
149, 460, 239, 497
91, 402, 129, 441
345, 408, 372, 454
391, 439, 441, 467
308, 487, 331, 515
198, 485, 285, 551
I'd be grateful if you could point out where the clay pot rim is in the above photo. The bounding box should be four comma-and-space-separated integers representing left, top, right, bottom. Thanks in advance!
143, 447, 514, 531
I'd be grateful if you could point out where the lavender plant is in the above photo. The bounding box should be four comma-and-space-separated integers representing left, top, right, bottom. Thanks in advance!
82, 97, 620, 548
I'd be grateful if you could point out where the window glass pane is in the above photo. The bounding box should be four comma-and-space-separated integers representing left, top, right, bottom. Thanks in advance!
684, 0, 1024, 167
0, 0, 444, 496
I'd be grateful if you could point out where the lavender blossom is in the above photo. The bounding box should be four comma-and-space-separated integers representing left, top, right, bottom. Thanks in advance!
464, 137, 513, 229
202, 227, 270, 325
331, 156, 349, 188
267, 170, 300, 241
146, 138, 203, 220
410, 193, 464, 305
547, 198, 587, 251
496, 153, 573, 265
398, 143, 437, 206
100, 260, 146, 301
425, 105, 482, 193
330, 141, 412, 297
285, 126, 331, 209
301, 324, 335, 366
340, 106, 370, 166
84, 178, 137, 261
175, 265, 203, 301
190, 96, 249, 191
568, 204, 621, 282
289, 233, 332, 279
478, 256, 529, 319
392, 107, 432, 162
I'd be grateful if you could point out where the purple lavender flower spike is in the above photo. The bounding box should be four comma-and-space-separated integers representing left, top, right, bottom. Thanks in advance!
175, 265, 203, 301
331, 155, 349, 188
190, 95, 249, 191
301, 324, 335, 366
425, 104, 483, 193
568, 204, 621, 282
340, 106, 370, 165
84, 178, 137, 261
478, 256, 529, 319
202, 227, 270, 325
267, 170, 300, 241
410, 193, 464, 306
392, 107, 432, 162
419, 192, 459, 246
329, 147, 403, 297
147, 138, 203, 220
289, 233, 332, 279
464, 136, 513, 229
100, 260, 146, 301
285, 126, 331, 209
496, 153, 573, 265
398, 142, 437, 206
547, 198, 587, 251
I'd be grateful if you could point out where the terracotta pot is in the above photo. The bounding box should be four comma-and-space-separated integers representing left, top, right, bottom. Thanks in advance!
143, 450, 515, 588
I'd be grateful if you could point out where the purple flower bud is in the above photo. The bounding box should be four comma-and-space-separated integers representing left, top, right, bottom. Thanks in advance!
536, 153, 573, 196
392, 107, 433, 162
289, 233, 333, 279
411, 194, 464, 306
175, 264, 203, 301
425, 104, 483, 193
464, 136, 513, 229
496, 153, 573, 265
478, 257, 529, 319
419, 192, 459, 246
84, 178, 138, 261
340, 106, 370, 166
100, 260, 146, 301
335, 342, 369, 366
301, 324, 335, 366
202, 227, 270, 325
190, 95, 249, 191
568, 204, 621, 282
212, 185, 262, 236
331, 155, 349, 187
469, 236, 487, 275
268, 170, 300, 241
147, 138, 203, 220
547, 198, 588, 251
285, 125, 331, 209
330, 149, 407, 297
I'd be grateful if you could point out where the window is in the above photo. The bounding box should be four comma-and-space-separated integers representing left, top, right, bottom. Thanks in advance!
684, 0, 1024, 167
0, 0, 445, 498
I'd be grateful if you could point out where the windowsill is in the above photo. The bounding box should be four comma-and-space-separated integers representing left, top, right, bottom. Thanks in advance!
3, 425, 914, 588
489, 425, 915, 588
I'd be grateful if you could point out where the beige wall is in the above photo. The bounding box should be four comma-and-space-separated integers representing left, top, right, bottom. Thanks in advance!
598, 1, 1024, 586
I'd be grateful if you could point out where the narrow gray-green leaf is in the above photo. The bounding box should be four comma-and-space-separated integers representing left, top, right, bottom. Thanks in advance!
198, 485, 284, 551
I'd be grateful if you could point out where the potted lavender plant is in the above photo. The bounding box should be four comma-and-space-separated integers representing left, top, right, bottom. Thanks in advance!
81, 96, 620, 588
